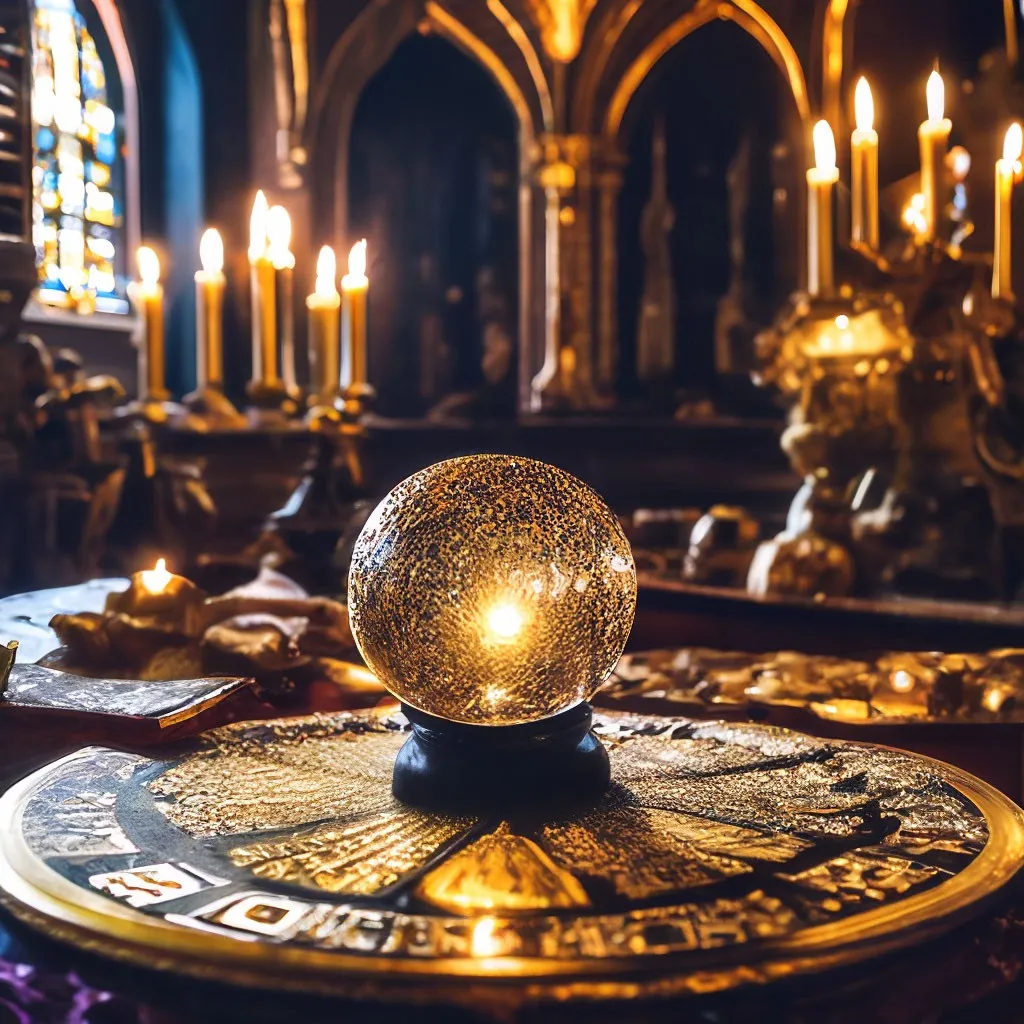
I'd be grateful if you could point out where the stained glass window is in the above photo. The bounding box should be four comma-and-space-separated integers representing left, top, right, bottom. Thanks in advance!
30, 0, 126, 314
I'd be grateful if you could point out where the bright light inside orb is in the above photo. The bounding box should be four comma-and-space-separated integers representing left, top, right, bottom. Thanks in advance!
347, 455, 637, 727
485, 601, 525, 643
140, 558, 172, 594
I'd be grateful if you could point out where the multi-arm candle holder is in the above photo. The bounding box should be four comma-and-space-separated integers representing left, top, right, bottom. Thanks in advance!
753, 239, 1019, 601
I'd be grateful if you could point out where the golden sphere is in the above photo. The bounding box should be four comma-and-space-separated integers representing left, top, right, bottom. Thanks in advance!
348, 455, 637, 726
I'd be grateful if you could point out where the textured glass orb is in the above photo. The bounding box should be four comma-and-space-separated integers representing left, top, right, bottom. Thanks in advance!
348, 455, 637, 726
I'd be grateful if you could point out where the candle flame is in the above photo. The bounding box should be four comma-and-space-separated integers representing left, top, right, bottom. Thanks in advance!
140, 557, 172, 594
137, 246, 160, 286
266, 205, 292, 258
1004, 123, 1023, 164
267, 207, 294, 270
314, 245, 338, 298
891, 669, 915, 693
199, 228, 223, 274
348, 239, 367, 278
248, 190, 268, 261
926, 69, 944, 122
812, 119, 837, 172
854, 77, 874, 132
948, 145, 972, 181
902, 192, 928, 237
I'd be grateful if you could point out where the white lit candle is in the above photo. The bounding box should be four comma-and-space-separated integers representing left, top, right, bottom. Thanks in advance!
341, 239, 369, 389
993, 122, 1022, 300
267, 205, 297, 395
918, 69, 951, 243
195, 228, 225, 391
306, 245, 341, 400
851, 77, 879, 250
248, 190, 278, 390
807, 120, 839, 297
135, 246, 167, 400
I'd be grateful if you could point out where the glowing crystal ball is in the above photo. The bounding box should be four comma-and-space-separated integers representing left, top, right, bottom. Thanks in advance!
348, 455, 637, 726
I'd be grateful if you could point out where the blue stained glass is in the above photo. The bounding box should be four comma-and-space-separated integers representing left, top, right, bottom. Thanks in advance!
30, 0, 126, 311
94, 133, 115, 165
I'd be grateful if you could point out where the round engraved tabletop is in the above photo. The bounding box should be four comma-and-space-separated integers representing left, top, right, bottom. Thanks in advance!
0, 707, 1022, 1008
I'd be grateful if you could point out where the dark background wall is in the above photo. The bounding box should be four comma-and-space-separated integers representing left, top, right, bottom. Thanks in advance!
110, 0, 251, 395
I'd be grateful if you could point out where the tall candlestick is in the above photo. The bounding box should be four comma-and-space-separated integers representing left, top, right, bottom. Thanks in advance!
807, 120, 839, 298
135, 246, 167, 400
306, 245, 341, 401
248, 190, 278, 390
342, 239, 369, 389
851, 77, 879, 250
993, 122, 1023, 300
918, 69, 951, 243
195, 228, 225, 390
267, 204, 297, 395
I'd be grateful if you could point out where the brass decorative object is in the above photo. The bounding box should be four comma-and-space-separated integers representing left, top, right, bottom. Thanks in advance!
753, 236, 1021, 601
0, 640, 16, 696
604, 646, 1024, 724
0, 707, 1021, 1008
683, 506, 761, 587
35, 566, 372, 704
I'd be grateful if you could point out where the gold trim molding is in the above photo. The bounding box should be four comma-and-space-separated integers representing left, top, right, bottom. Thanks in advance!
425, 2, 535, 139
487, 0, 555, 131
522, 0, 599, 63
605, 0, 811, 140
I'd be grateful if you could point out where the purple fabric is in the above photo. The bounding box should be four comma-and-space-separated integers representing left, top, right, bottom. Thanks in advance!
0, 957, 140, 1024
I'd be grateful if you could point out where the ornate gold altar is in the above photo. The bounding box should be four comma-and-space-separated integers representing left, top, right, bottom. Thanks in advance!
2, 707, 1022, 1009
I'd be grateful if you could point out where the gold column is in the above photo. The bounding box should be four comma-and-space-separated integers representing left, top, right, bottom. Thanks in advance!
529, 133, 597, 412
595, 153, 626, 399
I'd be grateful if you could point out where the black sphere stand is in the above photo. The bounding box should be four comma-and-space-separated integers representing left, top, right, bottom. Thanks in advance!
393, 702, 610, 813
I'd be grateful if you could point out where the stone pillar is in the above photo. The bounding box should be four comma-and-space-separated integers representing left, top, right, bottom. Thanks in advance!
528, 133, 598, 412
594, 151, 626, 401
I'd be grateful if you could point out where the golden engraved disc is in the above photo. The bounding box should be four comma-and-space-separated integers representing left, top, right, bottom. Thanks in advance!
0, 707, 1022, 1009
